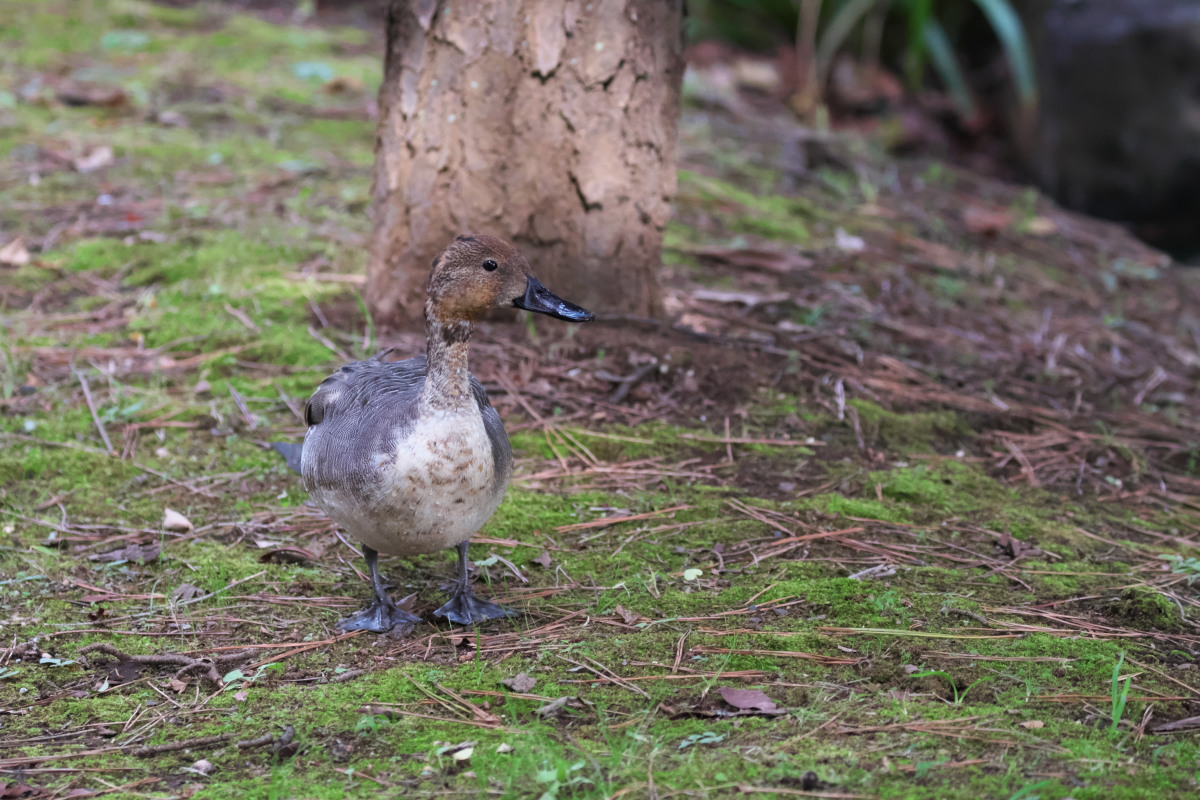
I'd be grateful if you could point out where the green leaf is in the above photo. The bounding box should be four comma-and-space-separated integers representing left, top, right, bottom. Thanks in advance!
682, 568, 703, 582
971, 0, 1038, 108
922, 20, 977, 121
816, 0, 881, 81
904, 0, 935, 89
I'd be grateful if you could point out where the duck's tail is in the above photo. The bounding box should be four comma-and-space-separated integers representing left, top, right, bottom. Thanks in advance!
270, 442, 304, 474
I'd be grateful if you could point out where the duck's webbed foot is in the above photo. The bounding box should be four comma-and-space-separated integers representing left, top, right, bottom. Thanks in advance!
338, 597, 421, 633
337, 545, 421, 634
435, 590, 514, 626
433, 541, 515, 626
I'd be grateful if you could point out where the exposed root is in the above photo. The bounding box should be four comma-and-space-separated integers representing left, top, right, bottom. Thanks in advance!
79, 643, 259, 687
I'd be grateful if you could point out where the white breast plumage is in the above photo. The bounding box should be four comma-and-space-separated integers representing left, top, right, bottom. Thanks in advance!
317, 406, 504, 557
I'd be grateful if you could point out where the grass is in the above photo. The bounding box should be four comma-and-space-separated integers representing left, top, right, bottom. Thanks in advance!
0, 1, 1198, 799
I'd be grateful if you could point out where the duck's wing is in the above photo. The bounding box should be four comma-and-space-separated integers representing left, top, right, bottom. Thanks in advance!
304, 357, 426, 428
469, 376, 514, 484
298, 358, 427, 491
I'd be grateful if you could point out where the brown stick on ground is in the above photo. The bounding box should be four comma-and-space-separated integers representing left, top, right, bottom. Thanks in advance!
80, 643, 259, 686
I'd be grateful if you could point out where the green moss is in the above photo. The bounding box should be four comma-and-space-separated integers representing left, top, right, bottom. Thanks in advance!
1112, 586, 1183, 631
678, 169, 815, 243
850, 399, 972, 452
3, 3, 1199, 798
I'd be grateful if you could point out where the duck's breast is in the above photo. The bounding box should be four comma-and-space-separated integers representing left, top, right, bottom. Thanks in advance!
300, 357, 512, 556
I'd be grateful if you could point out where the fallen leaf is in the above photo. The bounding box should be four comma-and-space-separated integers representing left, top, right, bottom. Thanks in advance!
1019, 720, 1044, 729
233, 690, 248, 702
502, 673, 537, 693
613, 605, 641, 625
962, 205, 1013, 235
496, 742, 514, 753
323, 76, 364, 94
834, 228, 866, 252
163, 508, 194, 533
169, 678, 187, 693
1152, 715, 1200, 734
532, 551, 553, 568
359, 704, 400, 720
535, 696, 572, 719
719, 687, 779, 713
259, 546, 317, 565
1, 783, 46, 798
88, 541, 161, 565
452, 746, 473, 761
56, 80, 127, 107
107, 660, 143, 684
0, 238, 31, 266
692, 288, 790, 307
171, 583, 203, 602
1023, 216, 1057, 236
996, 531, 1042, 560
690, 245, 813, 274
72, 146, 114, 173
190, 759, 215, 776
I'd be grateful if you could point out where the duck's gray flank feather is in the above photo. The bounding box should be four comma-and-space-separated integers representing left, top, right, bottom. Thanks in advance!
299, 356, 512, 505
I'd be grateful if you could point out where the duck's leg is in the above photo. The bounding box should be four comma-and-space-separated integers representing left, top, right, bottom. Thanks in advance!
434, 541, 515, 625
337, 545, 422, 633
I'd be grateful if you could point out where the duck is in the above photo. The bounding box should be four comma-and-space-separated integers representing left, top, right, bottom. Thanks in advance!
279, 235, 593, 632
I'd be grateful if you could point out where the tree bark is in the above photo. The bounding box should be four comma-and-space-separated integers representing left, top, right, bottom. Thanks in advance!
366, 0, 685, 329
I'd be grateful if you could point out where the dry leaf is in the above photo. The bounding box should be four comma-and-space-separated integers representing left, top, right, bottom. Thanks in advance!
163, 508, 194, 533
88, 541, 160, 564
1152, 715, 1200, 734
692, 288, 790, 307
259, 546, 317, 564
1019, 720, 1045, 729
233, 690, 248, 702
532, 551, 553, 568
323, 76, 364, 94
535, 696, 572, 719
719, 687, 779, 713
502, 673, 537, 693
963, 205, 1013, 235
691, 245, 813, 274
0, 238, 31, 266
613, 605, 641, 625
171, 583, 203, 602
73, 146, 115, 173
169, 678, 187, 693
835, 228, 866, 252
1024, 216, 1057, 236
496, 743, 514, 753
451, 747, 473, 761
996, 531, 1041, 560
57, 81, 127, 107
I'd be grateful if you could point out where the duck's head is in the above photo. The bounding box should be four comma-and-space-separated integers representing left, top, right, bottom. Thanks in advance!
427, 234, 595, 324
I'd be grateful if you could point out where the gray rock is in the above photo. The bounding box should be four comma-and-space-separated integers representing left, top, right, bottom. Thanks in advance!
1025, 0, 1200, 247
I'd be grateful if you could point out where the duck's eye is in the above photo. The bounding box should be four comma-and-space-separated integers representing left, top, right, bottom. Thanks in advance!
482, 259, 498, 272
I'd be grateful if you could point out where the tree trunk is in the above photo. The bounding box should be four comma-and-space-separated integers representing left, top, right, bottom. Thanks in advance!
366, 0, 685, 329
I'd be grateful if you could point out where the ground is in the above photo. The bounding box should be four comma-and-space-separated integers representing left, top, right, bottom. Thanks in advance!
1, 2, 1199, 799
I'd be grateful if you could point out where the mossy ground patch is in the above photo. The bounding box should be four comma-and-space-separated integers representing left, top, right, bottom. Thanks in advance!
2, 2, 1199, 798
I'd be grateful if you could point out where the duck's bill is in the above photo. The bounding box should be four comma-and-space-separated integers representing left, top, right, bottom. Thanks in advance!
513, 276, 595, 322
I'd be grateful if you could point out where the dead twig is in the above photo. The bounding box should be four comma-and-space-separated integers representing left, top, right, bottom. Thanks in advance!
80, 643, 258, 686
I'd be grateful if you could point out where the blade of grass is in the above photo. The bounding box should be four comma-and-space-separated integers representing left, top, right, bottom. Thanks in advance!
816, 0, 881, 82
922, 19, 978, 121
971, 0, 1037, 108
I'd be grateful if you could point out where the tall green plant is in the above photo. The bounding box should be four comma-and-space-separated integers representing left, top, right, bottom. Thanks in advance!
820, 0, 1036, 119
